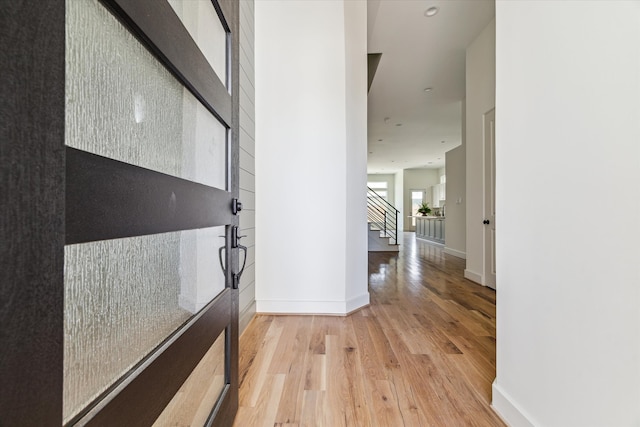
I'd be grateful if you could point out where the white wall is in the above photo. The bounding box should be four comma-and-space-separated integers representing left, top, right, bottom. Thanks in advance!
444, 145, 465, 259
255, 0, 369, 314
238, 0, 256, 333
494, 2, 640, 426
465, 19, 495, 284
402, 168, 439, 231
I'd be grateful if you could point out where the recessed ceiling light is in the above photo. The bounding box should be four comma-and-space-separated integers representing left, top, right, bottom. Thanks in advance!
424, 87, 433, 92
441, 140, 446, 143
396, 123, 402, 127
378, 139, 383, 141
424, 6, 439, 17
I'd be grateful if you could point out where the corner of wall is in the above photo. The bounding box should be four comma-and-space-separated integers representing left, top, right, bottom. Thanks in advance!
343, 0, 368, 313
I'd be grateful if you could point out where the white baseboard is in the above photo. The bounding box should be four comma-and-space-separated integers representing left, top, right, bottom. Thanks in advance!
464, 269, 483, 285
444, 247, 466, 259
492, 380, 536, 427
256, 292, 370, 315
345, 293, 370, 313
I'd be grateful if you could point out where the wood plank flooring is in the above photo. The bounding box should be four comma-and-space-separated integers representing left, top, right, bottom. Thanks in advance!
234, 233, 504, 426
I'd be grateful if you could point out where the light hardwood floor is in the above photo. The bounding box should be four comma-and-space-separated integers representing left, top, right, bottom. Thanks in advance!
234, 233, 505, 426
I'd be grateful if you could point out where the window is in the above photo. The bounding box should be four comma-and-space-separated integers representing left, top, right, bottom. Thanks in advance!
367, 181, 387, 190
368, 181, 389, 201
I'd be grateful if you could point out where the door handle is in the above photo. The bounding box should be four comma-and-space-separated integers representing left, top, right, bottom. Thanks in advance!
218, 231, 248, 289
234, 244, 248, 289
483, 219, 490, 225
218, 245, 227, 275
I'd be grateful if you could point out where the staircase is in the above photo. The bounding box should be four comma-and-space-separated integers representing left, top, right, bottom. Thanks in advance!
367, 187, 400, 252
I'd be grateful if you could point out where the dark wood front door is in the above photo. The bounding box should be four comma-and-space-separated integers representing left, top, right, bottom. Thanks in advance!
1, 0, 240, 425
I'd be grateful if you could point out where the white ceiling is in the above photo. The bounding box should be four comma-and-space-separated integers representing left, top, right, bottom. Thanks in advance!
367, 0, 495, 173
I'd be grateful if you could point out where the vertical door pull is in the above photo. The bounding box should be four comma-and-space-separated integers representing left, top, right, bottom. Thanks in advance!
233, 245, 247, 289
218, 245, 227, 275
219, 226, 248, 289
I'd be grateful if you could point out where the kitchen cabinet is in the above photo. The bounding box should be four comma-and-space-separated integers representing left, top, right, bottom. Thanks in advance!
431, 183, 446, 207
413, 216, 445, 244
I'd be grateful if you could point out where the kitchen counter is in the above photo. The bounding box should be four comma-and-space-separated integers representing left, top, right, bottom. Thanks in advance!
412, 216, 445, 244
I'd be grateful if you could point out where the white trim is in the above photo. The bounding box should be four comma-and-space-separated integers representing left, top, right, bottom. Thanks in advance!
492, 380, 537, 427
464, 268, 483, 285
345, 292, 370, 313
256, 292, 370, 315
444, 247, 466, 259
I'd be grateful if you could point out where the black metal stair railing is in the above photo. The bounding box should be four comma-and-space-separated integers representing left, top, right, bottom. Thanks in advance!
367, 187, 400, 245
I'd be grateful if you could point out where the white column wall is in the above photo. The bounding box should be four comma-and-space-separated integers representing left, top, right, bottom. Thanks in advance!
343, 0, 368, 310
255, 0, 369, 314
494, 2, 640, 426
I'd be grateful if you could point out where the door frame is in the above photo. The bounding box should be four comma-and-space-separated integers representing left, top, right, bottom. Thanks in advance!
0, 0, 240, 424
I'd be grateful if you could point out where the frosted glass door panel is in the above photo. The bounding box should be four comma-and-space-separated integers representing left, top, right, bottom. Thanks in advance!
63, 227, 226, 422
168, 0, 228, 86
66, 0, 227, 190
153, 330, 226, 426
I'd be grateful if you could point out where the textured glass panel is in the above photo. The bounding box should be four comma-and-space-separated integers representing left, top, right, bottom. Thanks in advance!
168, 0, 228, 86
66, 0, 227, 190
153, 331, 226, 426
63, 227, 225, 422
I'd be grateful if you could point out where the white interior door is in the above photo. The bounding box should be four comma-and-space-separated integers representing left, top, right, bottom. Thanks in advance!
484, 109, 496, 289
